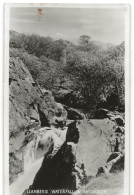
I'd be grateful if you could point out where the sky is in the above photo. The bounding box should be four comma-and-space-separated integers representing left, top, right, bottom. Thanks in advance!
10, 7, 125, 45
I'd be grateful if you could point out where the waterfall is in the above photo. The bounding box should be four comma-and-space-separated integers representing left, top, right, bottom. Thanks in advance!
10, 126, 68, 195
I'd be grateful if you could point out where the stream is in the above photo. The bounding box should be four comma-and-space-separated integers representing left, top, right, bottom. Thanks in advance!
10, 116, 124, 195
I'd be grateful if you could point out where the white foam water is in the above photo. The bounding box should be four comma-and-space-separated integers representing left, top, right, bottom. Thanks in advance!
10, 157, 44, 195
10, 126, 68, 195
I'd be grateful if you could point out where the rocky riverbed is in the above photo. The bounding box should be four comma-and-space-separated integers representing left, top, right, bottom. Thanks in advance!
10, 115, 125, 195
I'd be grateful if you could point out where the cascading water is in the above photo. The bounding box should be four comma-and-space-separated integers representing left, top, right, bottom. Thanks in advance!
10, 118, 124, 195
10, 126, 68, 195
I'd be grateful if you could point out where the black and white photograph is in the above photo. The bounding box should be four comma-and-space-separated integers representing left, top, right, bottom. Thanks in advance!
4, 4, 130, 195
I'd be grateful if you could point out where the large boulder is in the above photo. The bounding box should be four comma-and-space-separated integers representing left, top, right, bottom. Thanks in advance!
53, 88, 86, 109
64, 106, 85, 120
94, 108, 109, 119
53, 89, 74, 106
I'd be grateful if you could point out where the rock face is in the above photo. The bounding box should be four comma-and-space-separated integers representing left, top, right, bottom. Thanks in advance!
9, 56, 67, 135
9, 54, 67, 183
75, 119, 124, 176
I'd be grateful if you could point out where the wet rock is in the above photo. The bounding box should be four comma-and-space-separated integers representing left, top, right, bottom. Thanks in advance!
53, 89, 74, 106
94, 108, 109, 119
96, 167, 105, 177
37, 105, 50, 127
107, 153, 119, 163
114, 116, 124, 126
115, 126, 124, 134
66, 121, 80, 143
31, 143, 77, 192
96, 152, 124, 177
64, 106, 84, 120
110, 155, 124, 173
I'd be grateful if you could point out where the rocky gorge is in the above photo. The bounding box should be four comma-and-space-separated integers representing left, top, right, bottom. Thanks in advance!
9, 50, 125, 195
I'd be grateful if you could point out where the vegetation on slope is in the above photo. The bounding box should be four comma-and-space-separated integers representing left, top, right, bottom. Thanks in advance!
10, 31, 125, 116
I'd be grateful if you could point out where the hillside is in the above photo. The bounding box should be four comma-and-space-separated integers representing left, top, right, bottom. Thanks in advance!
10, 30, 125, 116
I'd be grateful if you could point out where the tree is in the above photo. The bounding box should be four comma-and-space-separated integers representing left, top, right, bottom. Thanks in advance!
21, 34, 53, 57
46, 39, 66, 61
78, 35, 91, 46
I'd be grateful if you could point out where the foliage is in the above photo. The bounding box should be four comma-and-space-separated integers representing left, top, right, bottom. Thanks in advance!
10, 30, 125, 115
46, 39, 66, 61
78, 35, 91, 46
